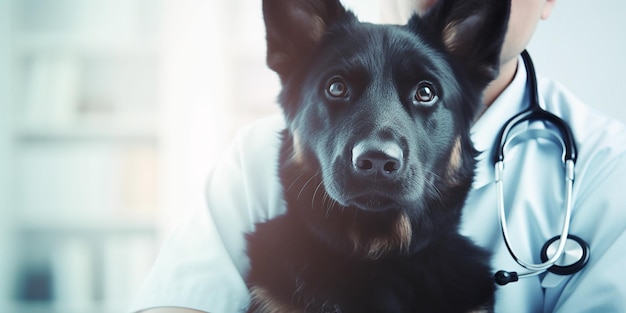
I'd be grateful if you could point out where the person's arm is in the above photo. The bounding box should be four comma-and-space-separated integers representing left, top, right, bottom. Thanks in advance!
130, 116, 286, 313
139, 308, 205, 313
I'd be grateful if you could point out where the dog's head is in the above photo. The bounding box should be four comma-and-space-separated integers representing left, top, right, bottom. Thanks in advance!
263, 0, 509, 258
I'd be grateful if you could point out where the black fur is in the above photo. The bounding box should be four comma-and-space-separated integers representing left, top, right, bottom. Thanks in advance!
246, 0, 510, 312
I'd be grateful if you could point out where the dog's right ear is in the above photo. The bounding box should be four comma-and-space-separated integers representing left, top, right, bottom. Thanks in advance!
416, 0, 511, 87
262, 0, 349, 83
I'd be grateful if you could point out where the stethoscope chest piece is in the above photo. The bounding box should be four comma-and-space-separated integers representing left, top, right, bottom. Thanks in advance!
540, 234, 590, 275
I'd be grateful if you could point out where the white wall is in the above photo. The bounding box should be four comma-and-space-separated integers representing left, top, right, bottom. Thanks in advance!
158, 0, 229, 235
528, 0, 626, 123
0, 0, 13, 308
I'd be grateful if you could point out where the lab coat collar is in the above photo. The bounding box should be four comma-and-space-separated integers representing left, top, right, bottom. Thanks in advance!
471, 55, 529, 189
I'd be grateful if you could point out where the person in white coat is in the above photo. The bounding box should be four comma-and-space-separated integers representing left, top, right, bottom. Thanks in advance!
131, 0, 626, 312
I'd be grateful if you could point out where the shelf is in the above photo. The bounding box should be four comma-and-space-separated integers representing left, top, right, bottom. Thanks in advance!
4, 1, 163, 312
15, 123, 159, 143
12, 33, 159, 56
3, 301, 112, 313
16, 219, 157, 235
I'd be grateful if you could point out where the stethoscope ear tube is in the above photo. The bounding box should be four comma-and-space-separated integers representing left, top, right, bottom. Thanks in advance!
492, 50, 578, 165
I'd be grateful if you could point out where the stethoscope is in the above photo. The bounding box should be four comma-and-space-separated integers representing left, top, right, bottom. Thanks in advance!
492, 50, 590, 286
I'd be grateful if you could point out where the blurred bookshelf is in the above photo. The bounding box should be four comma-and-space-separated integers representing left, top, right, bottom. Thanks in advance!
2, 0, 161, 312
1, 0, 285, 312
219, 0, 282, 139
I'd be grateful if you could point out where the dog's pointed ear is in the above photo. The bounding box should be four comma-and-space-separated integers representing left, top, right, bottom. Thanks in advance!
262, 0, 350, 83
416, 0, 511, 85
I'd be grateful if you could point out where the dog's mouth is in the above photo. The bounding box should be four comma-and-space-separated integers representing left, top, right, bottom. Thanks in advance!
347, 194, 403, 212
323, 173, 423, 213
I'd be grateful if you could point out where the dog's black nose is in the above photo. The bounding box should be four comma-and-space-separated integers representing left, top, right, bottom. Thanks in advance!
352, 140, 403, 178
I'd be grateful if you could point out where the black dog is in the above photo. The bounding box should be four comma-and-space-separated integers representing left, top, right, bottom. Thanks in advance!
246, 0, 509, 311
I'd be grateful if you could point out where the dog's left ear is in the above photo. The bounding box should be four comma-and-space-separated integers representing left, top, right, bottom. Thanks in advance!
262, 0, 350, 83
415, 0, 511, 86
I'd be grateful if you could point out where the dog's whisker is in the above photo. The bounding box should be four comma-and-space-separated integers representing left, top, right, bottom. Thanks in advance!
324, 194, 336, 218
287, 173, 307, 192
319, 187, 338, 218
297, 171, 321, 201
424, 169, 446, 207
312, 180, 325, 209
321, 191, 330, 216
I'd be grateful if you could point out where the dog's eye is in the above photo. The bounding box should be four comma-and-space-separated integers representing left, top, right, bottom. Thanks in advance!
326, 77, 349, 98
413, 82, 438, 106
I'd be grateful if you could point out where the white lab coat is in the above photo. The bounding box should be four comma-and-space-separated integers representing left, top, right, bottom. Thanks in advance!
130, 56, 626, 312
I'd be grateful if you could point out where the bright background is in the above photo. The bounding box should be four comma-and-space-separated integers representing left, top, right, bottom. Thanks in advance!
0, 0, 624, 312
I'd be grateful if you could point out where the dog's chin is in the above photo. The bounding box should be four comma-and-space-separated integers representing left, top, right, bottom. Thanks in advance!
324, 178, 421, 212
348, 195, 396, 212
345, 194, 406, 212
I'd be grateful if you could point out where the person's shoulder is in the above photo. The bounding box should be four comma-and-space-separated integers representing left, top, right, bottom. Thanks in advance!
234, 114, 286, 143
208, 114, 285, 190
224, 114, 286, 159
540, 78, 626, 195
540, 77, 626, 152
241, 114, 286, 132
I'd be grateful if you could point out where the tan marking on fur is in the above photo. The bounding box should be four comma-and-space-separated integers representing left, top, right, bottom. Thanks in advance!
291, 130, 305, 165
365, 211, 413, 260
442, 22, 460, 53
442, 15, 481, 56
309, 16, 327, 43
446, 136, 463, 183
366, 237, 390, 260
288, 4, 327, 46
468, 305, 491, 313
394, 211, 413, 252
249, 286, 300, 313
348, 227, 361, 254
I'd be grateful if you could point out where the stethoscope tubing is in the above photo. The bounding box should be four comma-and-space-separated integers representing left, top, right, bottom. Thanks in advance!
493, 51, 577, 165
495, 159, 575, 274
493, 50, 585, 282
